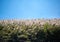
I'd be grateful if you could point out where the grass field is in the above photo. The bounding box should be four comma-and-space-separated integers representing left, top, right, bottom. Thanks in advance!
0, 19, 60, 42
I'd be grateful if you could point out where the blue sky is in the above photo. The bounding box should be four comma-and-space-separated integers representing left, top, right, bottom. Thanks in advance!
0, 0, 60, 19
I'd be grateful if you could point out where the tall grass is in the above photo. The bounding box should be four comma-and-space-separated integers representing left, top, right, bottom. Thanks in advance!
0, 20, 60, 42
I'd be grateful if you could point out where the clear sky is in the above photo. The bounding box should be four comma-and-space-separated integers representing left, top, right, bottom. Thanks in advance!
0, 0, 60, 19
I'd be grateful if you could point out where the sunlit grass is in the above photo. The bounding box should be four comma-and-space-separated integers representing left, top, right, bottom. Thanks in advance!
0, 19, 60, 42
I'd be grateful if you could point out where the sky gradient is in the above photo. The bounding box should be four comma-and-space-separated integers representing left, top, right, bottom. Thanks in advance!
0, 0, 60, 19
